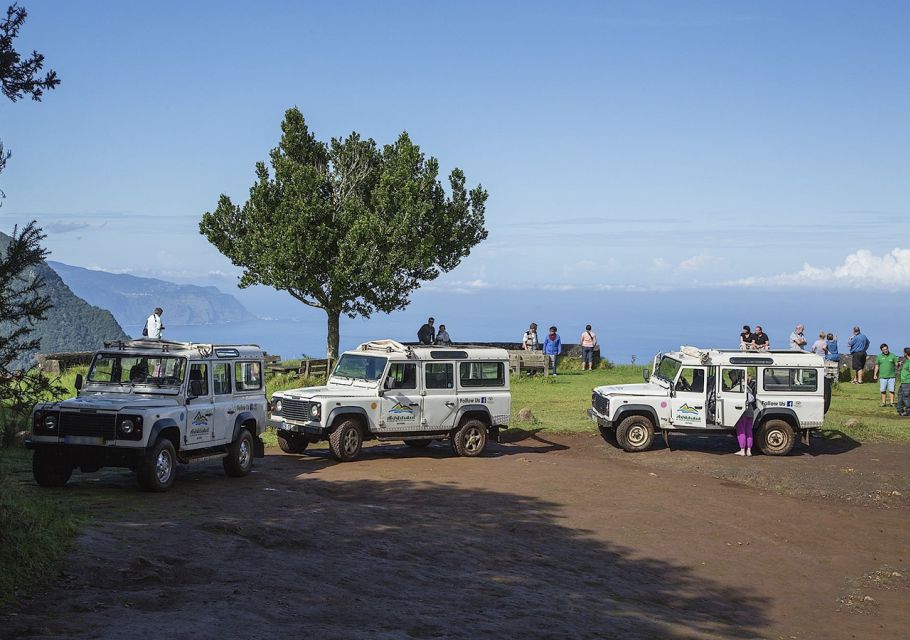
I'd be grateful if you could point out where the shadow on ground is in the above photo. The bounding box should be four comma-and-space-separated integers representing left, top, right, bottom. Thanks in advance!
4, 472, 770, 640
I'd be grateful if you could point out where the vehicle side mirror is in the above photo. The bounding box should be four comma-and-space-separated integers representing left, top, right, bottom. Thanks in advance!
74, 373, 83, 391
642, 368, 650, 382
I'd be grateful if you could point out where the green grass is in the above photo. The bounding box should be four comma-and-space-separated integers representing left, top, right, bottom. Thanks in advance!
824, 380, 910, 442
0, 449, 79, 605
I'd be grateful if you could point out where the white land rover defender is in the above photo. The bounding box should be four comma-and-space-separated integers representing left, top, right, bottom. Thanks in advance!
26, 340, 268, 491
590, 347, 831, 456
270, 340, 511, 461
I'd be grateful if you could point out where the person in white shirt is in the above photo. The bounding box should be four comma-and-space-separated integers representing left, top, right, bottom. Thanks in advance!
789, 324, 807, 350
145, 307, 164, 339
522, 323, 538, 351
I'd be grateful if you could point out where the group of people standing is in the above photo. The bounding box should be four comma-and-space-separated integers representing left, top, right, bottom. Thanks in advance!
522, 323, 599, 374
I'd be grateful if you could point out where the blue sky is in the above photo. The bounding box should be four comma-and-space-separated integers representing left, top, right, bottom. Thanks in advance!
1, 0, 908, 299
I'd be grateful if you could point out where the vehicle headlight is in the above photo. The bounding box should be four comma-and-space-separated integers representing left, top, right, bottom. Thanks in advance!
310, 402, 321, 419
43, 414, 57, 430
120, 418, 135, 434
273, 399, 282, 413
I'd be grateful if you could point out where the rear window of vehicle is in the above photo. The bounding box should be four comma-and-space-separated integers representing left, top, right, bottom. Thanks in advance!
459, 362, 505, 387
762, 368, 818, 392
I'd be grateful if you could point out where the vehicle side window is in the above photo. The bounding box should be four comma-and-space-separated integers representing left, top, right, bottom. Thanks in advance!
234, 361, 262, 391
425, 363, 454, 389
721, 368, 746, 392
387, 363, 417, 389
459, 362, 505, 387
189, 363, 209, 396
213, 362, 232, 395
763, 368, 818, 392
676, 367, 705, 393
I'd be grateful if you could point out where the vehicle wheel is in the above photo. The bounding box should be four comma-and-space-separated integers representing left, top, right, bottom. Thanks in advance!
451, 419, 488, 457
615, 415, 654, 452
329, 419, 363, 462
405, 439, 432, 449
138, 438, 177, 492
32, 450, 73, 488
224, 428, 255, 477
757, 419, 796, 456
277, 432, 309, 454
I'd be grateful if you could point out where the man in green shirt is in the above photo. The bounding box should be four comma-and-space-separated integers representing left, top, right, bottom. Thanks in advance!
874, 343, 899, 407
898, 347, 910, 417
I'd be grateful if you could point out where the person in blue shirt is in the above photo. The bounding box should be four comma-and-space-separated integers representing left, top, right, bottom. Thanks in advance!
825, 333, 840, 362
847, 326, 871, 384
542, 326, 561, 376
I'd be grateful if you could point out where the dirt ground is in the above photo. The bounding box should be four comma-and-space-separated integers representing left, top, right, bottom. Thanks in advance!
3, 430, 909, 640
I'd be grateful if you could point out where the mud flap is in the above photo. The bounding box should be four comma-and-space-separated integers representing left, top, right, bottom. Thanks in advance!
801, 430, 810, 448
662, 428, 671, 450
253, 435, 265, 458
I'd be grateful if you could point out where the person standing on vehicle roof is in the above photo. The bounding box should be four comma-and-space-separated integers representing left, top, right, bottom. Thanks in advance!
789, 324, 807, 350
144, 307, 164, 339
542, 326, 561, 376
417, 317, 435, 345
848, 326, 870, 384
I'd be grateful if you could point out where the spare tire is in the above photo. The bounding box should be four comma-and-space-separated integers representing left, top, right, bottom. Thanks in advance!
824, 377, 832, 414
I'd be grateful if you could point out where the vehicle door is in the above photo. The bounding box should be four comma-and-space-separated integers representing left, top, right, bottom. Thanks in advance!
670, 366, 708, 428
186, 361, 214, 446
718, 367, 747, 427
232, 360, 266, 436
380, 362, 422, 431
422, 361, 458, 429
210, 361, 233, 443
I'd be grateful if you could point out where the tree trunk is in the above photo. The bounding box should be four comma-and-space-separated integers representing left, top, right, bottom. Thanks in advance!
326, 308, 340, 364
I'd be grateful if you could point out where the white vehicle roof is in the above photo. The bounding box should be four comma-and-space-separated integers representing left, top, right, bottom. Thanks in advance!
100, 339, 264, 359
666, 346, 824, 367
353, 340, 509, 361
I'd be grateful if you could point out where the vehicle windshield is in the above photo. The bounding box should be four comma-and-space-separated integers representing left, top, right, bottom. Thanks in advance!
331, 354, 388, 382
654, 356, 681, 383
87, 354, 187, 387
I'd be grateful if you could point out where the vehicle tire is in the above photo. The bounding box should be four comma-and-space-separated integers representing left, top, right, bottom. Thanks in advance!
138, 438, 177, 492
405, 439, 432, 449
32, 449, 73, 488
329, 419, 363, 462
277, 432, 309, 454
615, 415, 654, 452
756, 419, 796, 456
224, 428, 255, 477
451, 419, 488, 457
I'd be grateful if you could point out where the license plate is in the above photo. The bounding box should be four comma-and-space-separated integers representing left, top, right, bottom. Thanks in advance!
63, 435, 104, 446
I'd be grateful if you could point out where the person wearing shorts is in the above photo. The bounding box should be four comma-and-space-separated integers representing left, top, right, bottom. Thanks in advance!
897, 348, 910, 417
848, 326, 870, 384
874, 343, 899, 407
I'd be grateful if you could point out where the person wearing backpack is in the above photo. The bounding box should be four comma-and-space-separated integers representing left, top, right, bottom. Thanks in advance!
580, 324, 598, 371
144, 307, 164, 339
734, 375, 759, 456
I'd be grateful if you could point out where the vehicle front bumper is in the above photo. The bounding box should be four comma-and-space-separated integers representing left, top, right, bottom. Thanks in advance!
269, 417, 325, 437
588, 408, 612, 429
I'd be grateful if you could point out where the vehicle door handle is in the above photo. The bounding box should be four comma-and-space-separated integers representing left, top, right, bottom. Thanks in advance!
734, 405, 743, 410
694, 406, 703, 410
227, 410, 235, 414
408, 403, 419, 407
204, 412, 213, 417
445, 401, 455, 407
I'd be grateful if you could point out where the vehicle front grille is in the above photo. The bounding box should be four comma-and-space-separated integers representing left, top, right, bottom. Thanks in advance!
593, 393, 609, 415
60, 412, 117, 440
281, 399, 310, 422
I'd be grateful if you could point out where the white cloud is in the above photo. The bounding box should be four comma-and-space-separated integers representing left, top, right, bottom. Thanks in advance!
651, 258, 668, 271
728, 248, 910, 289
678, 254, 716, 271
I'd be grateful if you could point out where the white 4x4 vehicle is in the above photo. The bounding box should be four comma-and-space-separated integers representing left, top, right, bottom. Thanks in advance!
590, 347, 831, 456
270, 340, 511, 461
27, 340, 267, 491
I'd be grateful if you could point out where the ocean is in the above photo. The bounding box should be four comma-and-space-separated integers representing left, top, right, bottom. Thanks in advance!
120, 288, 907, 363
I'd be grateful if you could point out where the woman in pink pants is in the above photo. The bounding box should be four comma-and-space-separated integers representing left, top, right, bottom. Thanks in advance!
735, 378, 757, 456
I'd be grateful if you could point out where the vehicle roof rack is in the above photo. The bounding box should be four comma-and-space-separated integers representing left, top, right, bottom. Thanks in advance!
358, 340, 413, 357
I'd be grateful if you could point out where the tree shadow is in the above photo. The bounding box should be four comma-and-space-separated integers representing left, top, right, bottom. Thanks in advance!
9, 475, 772, 639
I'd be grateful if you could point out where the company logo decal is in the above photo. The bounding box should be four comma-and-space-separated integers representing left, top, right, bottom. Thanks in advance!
389, 402, 415, 415
677, 403, 700, 415
192, 411, 209, 426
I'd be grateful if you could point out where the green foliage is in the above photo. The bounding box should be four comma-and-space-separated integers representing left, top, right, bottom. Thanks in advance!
0, 448, 78, 605
200, 108, 488, 359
